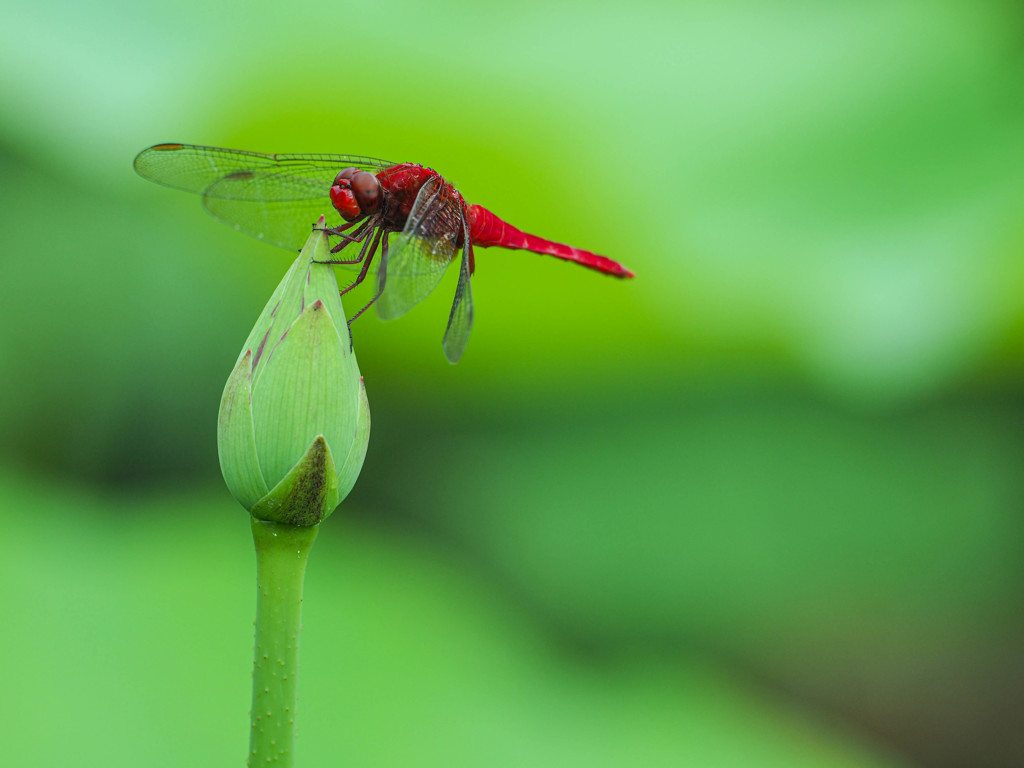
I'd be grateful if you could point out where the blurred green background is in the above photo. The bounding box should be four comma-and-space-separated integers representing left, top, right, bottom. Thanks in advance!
2, 0, 1022, 766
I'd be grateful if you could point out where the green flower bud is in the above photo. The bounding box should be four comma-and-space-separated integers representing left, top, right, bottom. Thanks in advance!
217, 217, 370, 526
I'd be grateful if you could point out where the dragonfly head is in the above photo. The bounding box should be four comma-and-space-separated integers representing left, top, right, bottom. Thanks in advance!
330, 167, 382, 221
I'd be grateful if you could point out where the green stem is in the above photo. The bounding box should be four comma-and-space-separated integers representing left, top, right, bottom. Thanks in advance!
249, 518, 319, 767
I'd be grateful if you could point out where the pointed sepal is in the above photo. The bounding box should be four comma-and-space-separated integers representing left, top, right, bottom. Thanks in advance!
250, 434, 340, 526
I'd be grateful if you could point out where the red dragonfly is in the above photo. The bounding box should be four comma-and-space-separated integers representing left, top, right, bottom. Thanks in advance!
134, 143, 634, 362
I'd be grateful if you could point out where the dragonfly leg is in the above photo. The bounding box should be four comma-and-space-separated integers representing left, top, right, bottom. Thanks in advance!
347, 229, 390, 329
314, 216, 358, 235
307, 216, 362, 251
328, 217, 373, 255
325, 224, 366, 245
334, 221, 376, 273
315, 217, 356, 231
313, 218, 373, 263
340, 227, 385, 296
326, 230, 364, 245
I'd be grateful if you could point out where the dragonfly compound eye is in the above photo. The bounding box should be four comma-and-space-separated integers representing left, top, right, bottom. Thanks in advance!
351, 171, 381, 214
330, 180, 362, 221
334, 167, 358, 184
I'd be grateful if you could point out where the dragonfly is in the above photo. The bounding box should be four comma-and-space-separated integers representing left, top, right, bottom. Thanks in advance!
134, 143, 635, 363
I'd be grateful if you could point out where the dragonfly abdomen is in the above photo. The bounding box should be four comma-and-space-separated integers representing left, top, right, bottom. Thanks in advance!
467, 205, 634, 278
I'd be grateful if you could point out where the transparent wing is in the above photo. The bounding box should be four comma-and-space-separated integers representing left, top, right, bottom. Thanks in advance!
133, 143, 395, 196
441, 219, 475, 363
134, 143, 397, 250
203, 194, 339, 251
375, 177, 463, 320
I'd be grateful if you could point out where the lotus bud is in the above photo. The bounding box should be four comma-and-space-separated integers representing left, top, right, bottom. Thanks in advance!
217, 217, 370, 526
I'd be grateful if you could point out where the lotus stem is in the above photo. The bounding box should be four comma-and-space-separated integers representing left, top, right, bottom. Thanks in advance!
248, 519, 319, 767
